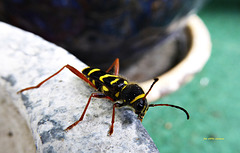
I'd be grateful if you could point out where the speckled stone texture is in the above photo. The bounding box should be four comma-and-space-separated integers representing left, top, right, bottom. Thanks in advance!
0, 22, 159, 153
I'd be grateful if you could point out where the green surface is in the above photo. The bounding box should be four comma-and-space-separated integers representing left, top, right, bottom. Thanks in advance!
143, 1, 240, 153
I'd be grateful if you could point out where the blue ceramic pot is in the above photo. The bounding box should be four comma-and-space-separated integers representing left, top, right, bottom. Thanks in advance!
0, 0, 207, 69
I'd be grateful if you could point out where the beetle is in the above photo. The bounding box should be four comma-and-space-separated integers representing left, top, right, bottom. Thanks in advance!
18, 58, 189, 135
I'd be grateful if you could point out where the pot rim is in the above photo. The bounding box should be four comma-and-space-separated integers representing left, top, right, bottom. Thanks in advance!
139, 14, 211, 102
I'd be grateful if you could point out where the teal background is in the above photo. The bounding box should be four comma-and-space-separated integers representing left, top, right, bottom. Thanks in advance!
143, 0, 240, 152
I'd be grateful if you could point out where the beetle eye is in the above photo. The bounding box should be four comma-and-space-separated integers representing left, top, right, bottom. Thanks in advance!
136, 100, 144, 111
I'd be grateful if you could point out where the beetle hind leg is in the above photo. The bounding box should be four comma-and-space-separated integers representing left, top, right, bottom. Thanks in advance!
106, 58, 119, 75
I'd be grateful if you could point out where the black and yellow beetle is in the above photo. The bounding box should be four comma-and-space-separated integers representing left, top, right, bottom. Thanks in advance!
18, 58, 189, 135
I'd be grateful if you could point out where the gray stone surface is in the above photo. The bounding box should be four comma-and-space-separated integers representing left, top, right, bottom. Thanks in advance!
0, 22, 159, 153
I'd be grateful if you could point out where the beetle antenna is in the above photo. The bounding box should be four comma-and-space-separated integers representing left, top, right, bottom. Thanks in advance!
148, 103, 190, 119
143, 78, 159, 100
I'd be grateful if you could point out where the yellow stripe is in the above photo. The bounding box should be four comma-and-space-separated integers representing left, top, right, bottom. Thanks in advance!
121, 85, 127, 91
115, 92, 120, 98
92, 80, 96, 85
110, 78, 120, 85
102, 86, 109, 92
130, 94, 145, 104
88, 68, 101, 76
99, 74, 117, 82
82, 66, 90, 71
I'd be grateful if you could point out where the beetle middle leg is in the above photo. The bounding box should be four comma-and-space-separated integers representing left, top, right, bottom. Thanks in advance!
108, 102, 125, 136
65, 93, 114, 133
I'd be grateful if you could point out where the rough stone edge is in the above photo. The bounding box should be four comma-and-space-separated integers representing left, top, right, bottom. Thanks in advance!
0, 84, 36, 153
0, 22, 159, 153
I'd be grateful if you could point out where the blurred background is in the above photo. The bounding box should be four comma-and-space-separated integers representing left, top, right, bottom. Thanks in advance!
0, 0, 207, 82
1, 0, 239, 152
143, 0, 240, 152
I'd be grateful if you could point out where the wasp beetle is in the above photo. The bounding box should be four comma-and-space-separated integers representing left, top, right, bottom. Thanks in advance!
18, 58, 189, 135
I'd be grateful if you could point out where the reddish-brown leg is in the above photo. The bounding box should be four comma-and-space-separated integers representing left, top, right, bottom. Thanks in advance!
17, 64, 97, 93
108, 103, 117, 136
65, 93, 114, 131
106, 58, 119, 75
108, 102, 123, 136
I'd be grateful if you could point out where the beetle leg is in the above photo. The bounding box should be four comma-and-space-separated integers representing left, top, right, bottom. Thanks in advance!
108, 102, 124, 136
106, 58, 119, 75
65, 93, 114, 131
17, 64, 97, 93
